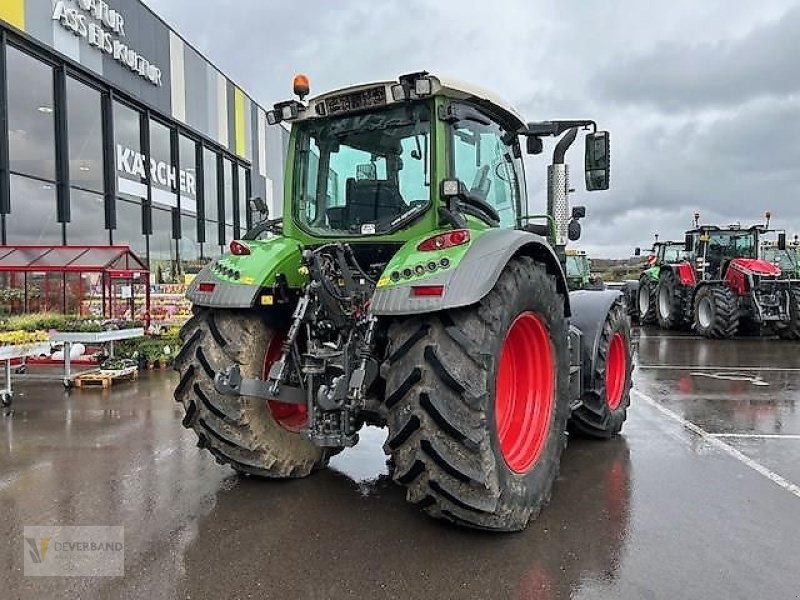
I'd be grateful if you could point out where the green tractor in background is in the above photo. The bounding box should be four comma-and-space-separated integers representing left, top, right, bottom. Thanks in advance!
632, 240, 692, 324
762, 236, 800, 279
565, 249, 604, 290
174, 72, 633, 532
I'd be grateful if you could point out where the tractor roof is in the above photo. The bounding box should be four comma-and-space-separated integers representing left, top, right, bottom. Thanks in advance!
298, 72, 526, 131
688, 224, 764, 234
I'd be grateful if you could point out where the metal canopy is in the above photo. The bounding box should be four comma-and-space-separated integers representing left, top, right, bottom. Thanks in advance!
0, 245, 148, 274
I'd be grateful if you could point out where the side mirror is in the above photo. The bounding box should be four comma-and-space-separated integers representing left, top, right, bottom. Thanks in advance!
685, 233, 694, 253
778, 232, 787, 251
585, 131, 610, 191
634, 247, 641, 256
526, 136, 543, 155
571, 205, 586, 219
567, 219, 582, 241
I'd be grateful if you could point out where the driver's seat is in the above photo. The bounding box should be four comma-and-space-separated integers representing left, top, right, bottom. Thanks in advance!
345, 178, 404, 224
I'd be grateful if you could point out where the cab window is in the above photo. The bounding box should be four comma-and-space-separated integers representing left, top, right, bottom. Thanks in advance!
450, 111, 521, 228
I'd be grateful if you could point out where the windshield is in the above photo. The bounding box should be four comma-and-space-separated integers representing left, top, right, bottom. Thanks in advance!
292, 102, 431, 236
663, 244, 688, 262
705, 231, 757, 261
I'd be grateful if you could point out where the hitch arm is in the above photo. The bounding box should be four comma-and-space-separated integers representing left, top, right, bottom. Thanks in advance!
215, 364, 306, 404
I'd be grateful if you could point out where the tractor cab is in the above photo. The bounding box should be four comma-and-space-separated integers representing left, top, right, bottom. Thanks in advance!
565, 249, 591, 289
688, 225, 762, 280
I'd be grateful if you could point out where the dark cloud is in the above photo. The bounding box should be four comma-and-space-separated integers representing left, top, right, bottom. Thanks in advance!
597, 7, 800, 111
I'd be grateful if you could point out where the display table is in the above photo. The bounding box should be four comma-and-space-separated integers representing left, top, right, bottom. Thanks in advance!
49, 328, 145, 387
0, 342, 52, 409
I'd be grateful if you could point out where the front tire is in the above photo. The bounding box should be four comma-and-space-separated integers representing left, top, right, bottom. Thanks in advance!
778, 288, 800, 340
568, 298, 633, 439
173, 309, 329, 478
382, 257, 570, 531
637, 275, 657, 325
656, 269, 690, 330
693, 285, 738, 339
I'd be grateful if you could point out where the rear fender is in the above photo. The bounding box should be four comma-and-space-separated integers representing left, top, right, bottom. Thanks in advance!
186, 236, 305, 308
569, 289, 626, 393
370, 229, 570, 316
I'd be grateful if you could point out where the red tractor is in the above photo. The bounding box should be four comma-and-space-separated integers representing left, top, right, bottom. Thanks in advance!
655, 222, 800, 339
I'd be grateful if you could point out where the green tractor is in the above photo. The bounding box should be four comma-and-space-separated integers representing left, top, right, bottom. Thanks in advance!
565, 249, 604, 290
762, 237, 800, 279
632, 240, 692, 324
174, 72, 633, 531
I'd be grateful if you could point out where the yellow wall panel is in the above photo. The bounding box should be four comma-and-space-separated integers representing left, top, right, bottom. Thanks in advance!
0, 0, 26, 31
234, 87, 246, 158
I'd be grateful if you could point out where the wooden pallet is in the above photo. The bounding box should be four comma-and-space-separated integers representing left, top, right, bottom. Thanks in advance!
74, 368, 138, 389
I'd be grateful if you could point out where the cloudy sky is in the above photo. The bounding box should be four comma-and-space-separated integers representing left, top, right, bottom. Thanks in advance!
146, 0, 800, 257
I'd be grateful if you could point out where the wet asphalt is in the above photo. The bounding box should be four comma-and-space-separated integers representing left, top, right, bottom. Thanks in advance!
2, 329, 800, 599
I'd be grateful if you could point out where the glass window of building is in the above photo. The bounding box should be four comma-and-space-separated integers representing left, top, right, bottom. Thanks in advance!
5, 46, 59, 243
150, 206, 176, 282
5, 175, 61, 244
66, 77, 103, 193
223, 157, 234, 227
178, 134, 198, 214
149, 118, 176, 209
238, 166, 249, 231
202, 148, 219, 224
7, 46, 56, 181
113, 101, 145, 203
114, 198, 146, 259
68, 189, 108, 244
65, 77, 107, 245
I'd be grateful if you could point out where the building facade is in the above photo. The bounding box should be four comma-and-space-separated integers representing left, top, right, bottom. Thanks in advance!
0, 0, 287, 283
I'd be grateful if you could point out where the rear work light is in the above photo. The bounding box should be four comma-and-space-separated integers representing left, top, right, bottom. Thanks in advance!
198, 283, 216, 293
411, 285, 445, 297
229, 240, 250, 255
417, 229, 470, 252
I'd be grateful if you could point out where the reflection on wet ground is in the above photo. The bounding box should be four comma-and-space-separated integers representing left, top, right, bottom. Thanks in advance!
2, 328, 800, 599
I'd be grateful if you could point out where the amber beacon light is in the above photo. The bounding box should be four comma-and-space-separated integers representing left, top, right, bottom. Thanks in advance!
293, 74, 310, 100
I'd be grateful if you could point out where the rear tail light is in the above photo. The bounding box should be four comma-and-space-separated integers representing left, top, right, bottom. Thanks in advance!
198, 283, 216, 293
411, 285, 445, 297
417, 229, 470, 252
230, 240, 250, 255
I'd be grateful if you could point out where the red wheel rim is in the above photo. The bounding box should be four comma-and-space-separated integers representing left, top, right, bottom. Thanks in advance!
495, 312, 555, 474
264, 334, 307, 432
605, 333, 627, 410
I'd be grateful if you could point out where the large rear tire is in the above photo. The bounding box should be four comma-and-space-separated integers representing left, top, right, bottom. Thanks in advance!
382, 257, 570, 531
778, 288, 800, 340
693, 285, 738, 339
568, 298, 633, 439
173, 309, 329, 478
637, 274, 657, 325
656, 269, 690, 330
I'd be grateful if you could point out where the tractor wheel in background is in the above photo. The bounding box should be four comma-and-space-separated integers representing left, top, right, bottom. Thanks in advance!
568, 297, 633, 439
693, 285, 739, 339
382, 256, 570, 531
656, 269, 690, 330
778, 287, 800, 340
173, 309, 330, 478
637, 274, 657, 325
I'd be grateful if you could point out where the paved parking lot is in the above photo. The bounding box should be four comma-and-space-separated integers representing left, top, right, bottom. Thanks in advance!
2, 328, 800, 599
